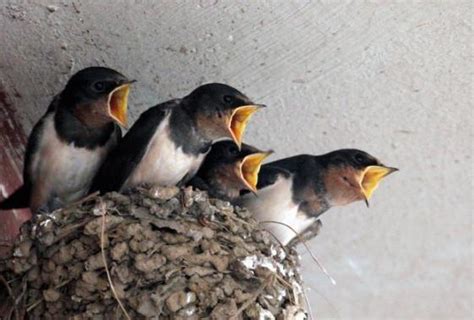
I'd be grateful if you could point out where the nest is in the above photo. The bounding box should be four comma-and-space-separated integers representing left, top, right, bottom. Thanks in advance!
0, 186, 307, 319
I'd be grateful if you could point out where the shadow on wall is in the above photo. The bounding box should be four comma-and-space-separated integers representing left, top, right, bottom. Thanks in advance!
0, 83, 31, 257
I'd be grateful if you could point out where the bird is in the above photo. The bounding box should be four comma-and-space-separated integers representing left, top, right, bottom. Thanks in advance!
0, 67, 133, 213
90, 83, 264, 194
236, 149, 398, 245
187, 141, 272, 201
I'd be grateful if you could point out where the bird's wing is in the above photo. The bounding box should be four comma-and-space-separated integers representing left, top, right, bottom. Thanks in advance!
257, 155, 316, 191
0, 100, 55, 210
0, 185, 30, 210
256, 165, 292, 190
22, 114, 50, 186
90, 100, 179, 194
263, 154, 311, 173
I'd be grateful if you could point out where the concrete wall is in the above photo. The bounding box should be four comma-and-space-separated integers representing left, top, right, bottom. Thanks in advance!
1, 1, 472, 318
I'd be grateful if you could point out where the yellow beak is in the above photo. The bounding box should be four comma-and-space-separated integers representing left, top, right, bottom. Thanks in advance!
228, 104, 264, 148
107, 83, 131, 128
360, 165, 398, 203
238, 151, 272, 192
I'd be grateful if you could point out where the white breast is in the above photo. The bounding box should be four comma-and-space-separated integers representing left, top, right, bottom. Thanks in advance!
238, 176, 316, 245
30, 114, 115, 209
126, 114, 206, 188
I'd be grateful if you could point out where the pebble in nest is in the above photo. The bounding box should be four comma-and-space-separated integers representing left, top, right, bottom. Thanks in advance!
0, 186, 308, 319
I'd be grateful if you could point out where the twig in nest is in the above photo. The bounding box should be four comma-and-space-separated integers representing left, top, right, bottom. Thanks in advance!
303, 285, 314, 320
274, 273, 292, 289
287, 220, 322, 247
259, 228, 301, 306
0, 275, 20, 320
18, 280, 27, 320
25, 278, 72, 313
26, 299, 42, 313
260, 228, 291, 258
231, 274, 274, 319
227, 213, 254, 227
260, 220, 336, 285
54, 279, 72, 289
218, 208, 256, 228
259, 226, 315, 320
6, 277, 20, 284
52, 218, 94, 245
67, 191, 100, 208
100, 208, 131, 320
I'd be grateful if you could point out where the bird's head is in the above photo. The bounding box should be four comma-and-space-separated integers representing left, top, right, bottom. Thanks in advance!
200, 141, 272, 194
183, 83, 265, 148
62, 67, 134, 128
320, 149, 398, 207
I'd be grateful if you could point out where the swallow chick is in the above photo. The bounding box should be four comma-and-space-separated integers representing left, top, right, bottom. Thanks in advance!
188, 141, 272, 201
0, 67, 132, 213
90, 83, 264, 194
236, 149, 398, 245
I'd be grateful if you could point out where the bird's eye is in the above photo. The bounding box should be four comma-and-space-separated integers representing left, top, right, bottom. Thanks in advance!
223, 95, 233, 103
229, 145, 239, 155
93, 81, 106, 92
354, 153, 365, 164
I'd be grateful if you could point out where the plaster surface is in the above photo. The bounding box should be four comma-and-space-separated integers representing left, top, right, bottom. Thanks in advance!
0, 1, 472, 319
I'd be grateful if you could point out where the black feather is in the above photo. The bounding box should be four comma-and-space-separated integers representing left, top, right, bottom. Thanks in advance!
89, 100, 177, 194
0, 185, 30, 210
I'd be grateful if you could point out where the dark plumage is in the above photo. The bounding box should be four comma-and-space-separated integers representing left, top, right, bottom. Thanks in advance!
237, 149, 398, 245
188, 141, 272, 201
0, 67, 132, 213
90, 83, 264, 194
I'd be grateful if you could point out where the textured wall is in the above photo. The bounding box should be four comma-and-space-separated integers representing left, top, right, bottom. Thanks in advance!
1, 1, 472, 319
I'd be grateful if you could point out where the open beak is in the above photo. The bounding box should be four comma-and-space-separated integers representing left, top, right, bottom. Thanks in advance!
227, 104, 265, 148
359, 165, 398, 206
237, 151, 272, 193
107, 81, 134, 127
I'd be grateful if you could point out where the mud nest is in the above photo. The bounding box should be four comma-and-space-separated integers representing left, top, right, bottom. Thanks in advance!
0, 186, 307, 319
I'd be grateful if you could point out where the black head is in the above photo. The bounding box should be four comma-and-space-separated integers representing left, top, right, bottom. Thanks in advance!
60, 67, 132, 127
62, 67, 129, 102
320, 149, 382, 170
203, 141, 261, 167
317, 149, 397, 207
183, 83, 264, 146
184, 83, 253, 115
198, 141, 271, 195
